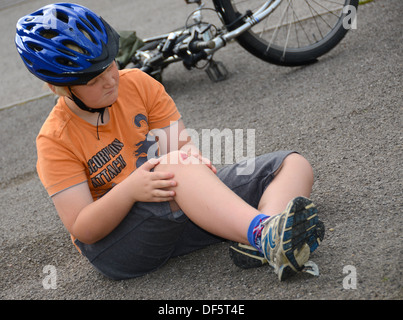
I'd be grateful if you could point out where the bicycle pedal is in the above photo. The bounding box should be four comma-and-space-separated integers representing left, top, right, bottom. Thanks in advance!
205, 60, 228, 82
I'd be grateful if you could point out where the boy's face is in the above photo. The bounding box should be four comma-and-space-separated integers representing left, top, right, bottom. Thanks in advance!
70, 61, 119, 108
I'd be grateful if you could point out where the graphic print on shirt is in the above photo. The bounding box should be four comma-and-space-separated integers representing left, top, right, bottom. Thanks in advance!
87, 138, 127, 189
133, 113, 158, 168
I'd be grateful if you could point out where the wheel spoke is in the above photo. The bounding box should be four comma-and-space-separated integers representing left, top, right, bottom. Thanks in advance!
220, 0, 356, 65
229, 0, 347, 49
266, 0, 291, 52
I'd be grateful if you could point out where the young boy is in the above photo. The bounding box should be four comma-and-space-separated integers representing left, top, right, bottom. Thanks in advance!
15, 3, 323, 281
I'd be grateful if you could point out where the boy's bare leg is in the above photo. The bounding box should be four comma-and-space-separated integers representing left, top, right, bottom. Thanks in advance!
156, 151, 321, 280
155, 151, 259, 244
155, 152, 314, 244
257, 153, 314, 216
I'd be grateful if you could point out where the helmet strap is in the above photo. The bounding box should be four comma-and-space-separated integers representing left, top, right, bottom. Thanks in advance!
67, 87, 110, 140
68, 87, 106, 119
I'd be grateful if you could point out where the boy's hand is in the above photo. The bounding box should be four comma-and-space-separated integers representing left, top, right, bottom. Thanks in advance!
130, 158, 176, 202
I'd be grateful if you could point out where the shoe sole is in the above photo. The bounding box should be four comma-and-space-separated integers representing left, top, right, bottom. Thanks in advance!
266, 197, 319, 280
278, 221, 324, 281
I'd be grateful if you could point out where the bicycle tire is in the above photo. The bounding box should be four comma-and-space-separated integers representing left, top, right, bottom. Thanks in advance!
217, 0, 358, 66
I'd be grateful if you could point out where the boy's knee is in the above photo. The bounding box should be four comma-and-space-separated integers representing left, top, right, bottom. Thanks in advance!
286, 153, 312, 168
157, 150, 202, 170
280, 153, 314, 183
159, 150, 189, 165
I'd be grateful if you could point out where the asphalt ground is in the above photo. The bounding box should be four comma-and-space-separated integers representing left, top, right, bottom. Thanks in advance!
0, 0, 401, 303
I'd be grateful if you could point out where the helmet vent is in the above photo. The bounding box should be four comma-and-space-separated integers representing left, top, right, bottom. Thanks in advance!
55, 57, 80, 68
25, 24, 35, 31
85, 13, 102, 32
37, 69, 61, 77
27, 42, 43, 52
79, 17, 95, 32
54, 10, 69, 23
22, 56, 33, 67
40, 29, 58, 39
76, 22, 96, 43
57, 48, 77, 57
62, 40, 87, 55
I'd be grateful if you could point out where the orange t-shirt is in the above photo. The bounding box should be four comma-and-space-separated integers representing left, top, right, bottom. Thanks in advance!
36, 69, 181, 200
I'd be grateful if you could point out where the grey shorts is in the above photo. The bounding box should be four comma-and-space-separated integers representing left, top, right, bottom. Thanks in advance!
75, 150, 295, 280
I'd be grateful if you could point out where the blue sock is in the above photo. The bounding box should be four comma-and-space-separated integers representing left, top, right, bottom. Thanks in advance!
247, 214, 270, 252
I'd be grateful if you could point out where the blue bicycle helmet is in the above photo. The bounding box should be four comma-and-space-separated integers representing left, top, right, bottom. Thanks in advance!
15, 3, 120, 86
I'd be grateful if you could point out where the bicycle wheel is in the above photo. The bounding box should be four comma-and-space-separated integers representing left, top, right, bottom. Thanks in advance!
217, 0, 358, 66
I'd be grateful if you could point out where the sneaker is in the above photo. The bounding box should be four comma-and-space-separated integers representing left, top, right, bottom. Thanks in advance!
229, 219, 324, 270
261, 196, 321, 281
228, 241, 267, 269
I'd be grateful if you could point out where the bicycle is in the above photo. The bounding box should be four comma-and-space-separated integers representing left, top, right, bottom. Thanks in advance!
118, 0, 359, 82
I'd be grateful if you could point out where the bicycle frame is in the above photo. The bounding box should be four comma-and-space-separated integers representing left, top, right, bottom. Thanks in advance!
141, 0, 282, 57
209, 0, 282, 54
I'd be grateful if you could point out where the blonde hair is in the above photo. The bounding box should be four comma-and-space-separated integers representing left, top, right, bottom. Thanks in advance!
47, 84, 70, 96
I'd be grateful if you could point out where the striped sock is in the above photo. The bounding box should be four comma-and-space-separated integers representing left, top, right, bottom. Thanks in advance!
247, 214, 270, 252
